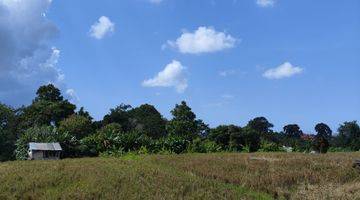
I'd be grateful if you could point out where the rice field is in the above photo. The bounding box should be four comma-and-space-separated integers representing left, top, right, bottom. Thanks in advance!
0, 152, 359, 200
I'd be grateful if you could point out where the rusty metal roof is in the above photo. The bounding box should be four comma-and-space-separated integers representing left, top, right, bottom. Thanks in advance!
29, 142, 62, 151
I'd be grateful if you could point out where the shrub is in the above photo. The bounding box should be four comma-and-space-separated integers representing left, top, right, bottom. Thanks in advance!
258, 141, 284, 152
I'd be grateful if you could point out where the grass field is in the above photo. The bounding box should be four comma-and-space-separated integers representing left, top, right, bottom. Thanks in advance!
0, 153, 359, 200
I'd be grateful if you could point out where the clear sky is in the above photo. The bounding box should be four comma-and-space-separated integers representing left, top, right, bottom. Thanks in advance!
0, 0, 359, 133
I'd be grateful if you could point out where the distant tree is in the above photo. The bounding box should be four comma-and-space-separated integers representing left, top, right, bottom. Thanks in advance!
208, 125, 244, 151
77, 107, 93, 121
283, 124, 303, 138
128, 104, 167, 139
35, 84, 63, 102
335, 121, 360, 151
242, 126, 261, 152
247, 117, 273, 136
313, 123, 332, 153
315, 123, 332, 140
19, 84, 76, 128
58, 115, 93, 139
166, 101, 209, 140
102, 104, 132, 131
0, 104, 17, 161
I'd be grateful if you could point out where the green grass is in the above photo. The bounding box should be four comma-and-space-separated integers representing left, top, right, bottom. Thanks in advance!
1, 152, 359, 199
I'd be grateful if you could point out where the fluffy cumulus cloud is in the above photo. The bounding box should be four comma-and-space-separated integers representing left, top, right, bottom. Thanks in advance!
263, 62, 303, 79
89, 16, 115, 39
0, 0, 76, 106
142, 60, 187, 93
256, 0, 275, 7
166, 26, 237, 54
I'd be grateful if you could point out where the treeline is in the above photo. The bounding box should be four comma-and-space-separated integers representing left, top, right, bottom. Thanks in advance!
0, 84, 359, 161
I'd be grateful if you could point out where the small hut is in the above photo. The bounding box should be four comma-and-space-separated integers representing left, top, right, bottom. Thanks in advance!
28, 142, 62, 160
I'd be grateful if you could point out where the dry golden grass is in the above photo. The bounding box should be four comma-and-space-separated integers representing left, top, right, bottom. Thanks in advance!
0, 155, 270, 200
150, 152, 360, 199
0, 153, 359, 199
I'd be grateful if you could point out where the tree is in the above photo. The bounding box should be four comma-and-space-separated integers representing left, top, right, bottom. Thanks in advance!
283, 124, 303, 138
77, 107, 93, 121
58, 115, 93, 139
128, 104, 167, 139
19, 84, 76, 128
313, 123, 332, 153
336, 121, 360, 151
208, 125, 244, 151
242, 126, 261, 152
102, 104, 132, 131
35, 84, 63, 102
315, 123, 332, 140
166, 101, 208, 140
247, 117, 273, 135
0, 104, 17, 161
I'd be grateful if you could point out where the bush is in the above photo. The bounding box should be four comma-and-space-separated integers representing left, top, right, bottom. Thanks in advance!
258, 141, 284, 152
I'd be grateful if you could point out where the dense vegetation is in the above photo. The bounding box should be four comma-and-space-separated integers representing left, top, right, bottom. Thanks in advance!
1, 84, 360, 161
0, 153, 359, 200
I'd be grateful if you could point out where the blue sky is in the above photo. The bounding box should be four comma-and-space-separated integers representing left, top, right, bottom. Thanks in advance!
0, 0, 359, 133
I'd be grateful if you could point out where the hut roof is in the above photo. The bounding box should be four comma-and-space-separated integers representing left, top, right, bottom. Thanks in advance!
29, 142, 62, 151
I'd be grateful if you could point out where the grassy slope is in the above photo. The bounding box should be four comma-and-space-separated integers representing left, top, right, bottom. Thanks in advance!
1, 153, 359, 200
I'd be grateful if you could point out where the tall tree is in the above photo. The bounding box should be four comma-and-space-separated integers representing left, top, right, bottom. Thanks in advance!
19, 84, 76, 128
0, 104, 17, 161
58, 115, 93, 139
102, 104, 132, 131
166, 101, 208, 140
128, 104, 167, 139
247, 117, 273, 134
283, 124, 303, 138
313, 123, 332, 153
336, 121, 360, 150
209, 125, 244, 151
315, 123, 332, 140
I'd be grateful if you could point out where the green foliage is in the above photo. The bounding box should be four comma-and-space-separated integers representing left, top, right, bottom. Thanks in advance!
258, 141, 284, 152
283, 124, 302, 138
208, 125, 244, 151
102, 104, 132, 131
58, 114, 93, 139
0, 103, 17, 161
128, 104, 167, 139
18, 84, 76, 128
242, 126, 261, 152
187, 138, 222, 153
166, 101, 209, 140
313, 135, 329, 153
334, 121, 360, 151
15, 126, 68, 160
315, 123, 332, 140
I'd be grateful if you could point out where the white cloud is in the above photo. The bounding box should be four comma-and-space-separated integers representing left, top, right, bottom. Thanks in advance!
89, 16, 115, 39
149, 0, 163, 4
219, 69, 237, 77
256, 0, 275, 7
142, 60, 188, 93
0, 0, 73, 106
263, 62, 303, 79
66, 88, 79, 103
166, 26, 237, 54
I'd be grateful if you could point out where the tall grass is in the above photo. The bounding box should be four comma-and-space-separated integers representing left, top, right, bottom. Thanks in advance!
0, 156, 270, 200
1, 153, 359, 199
151, 152, 360, 199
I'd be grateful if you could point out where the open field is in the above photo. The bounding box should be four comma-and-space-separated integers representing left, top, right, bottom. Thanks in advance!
0, 153, 359, 200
